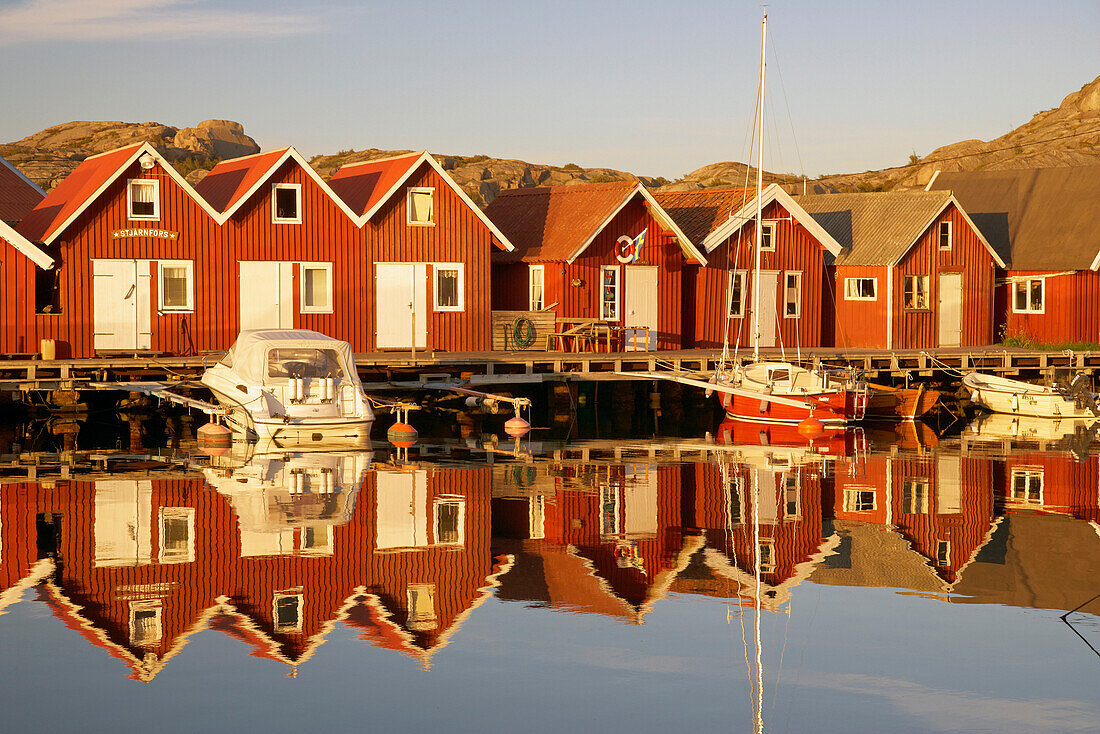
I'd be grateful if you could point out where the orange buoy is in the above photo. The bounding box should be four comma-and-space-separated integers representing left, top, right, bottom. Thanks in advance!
387, 421, 418, 448
504, 415, 531, 438
197, 422, 232, 456
797, 415, 825, 441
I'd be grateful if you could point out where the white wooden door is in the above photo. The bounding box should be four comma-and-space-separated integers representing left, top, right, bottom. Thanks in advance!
752, 271, 779, 348
375, 262, 427, 349
624, 266, 658, 350
938, 273, 962, 347
375, 470, 428, 549
92, 259, 150, 351
239, 261, 293, 331
94, 480, 152, 567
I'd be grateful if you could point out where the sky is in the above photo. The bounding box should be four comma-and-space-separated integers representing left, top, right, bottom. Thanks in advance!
0, 0, 1097, 180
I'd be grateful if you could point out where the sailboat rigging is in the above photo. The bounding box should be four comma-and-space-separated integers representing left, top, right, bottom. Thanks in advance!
711, 14, 868, 428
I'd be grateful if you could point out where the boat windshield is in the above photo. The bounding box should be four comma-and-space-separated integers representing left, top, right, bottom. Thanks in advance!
267, 348, 345, 380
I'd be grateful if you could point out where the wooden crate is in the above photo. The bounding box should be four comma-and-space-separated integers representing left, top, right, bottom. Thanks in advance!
492, 311, 557, 351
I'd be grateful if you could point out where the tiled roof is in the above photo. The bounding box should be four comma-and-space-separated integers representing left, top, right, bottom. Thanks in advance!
653, 187, 754, 244
18, 144, 143, 243
929, 166, 1100, 270
194, 148, 289, 213
328, 152, 423, 217
484, 181, 638, 263
0, 155, 44, 225
792, 190, 954, 266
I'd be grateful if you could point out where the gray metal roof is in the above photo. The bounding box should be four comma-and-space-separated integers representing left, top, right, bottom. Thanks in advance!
928, 166, 1100, 270
791, 191, 953, 266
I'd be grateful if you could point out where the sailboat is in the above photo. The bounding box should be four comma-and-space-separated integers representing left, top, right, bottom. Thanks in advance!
710, 14, 867, 427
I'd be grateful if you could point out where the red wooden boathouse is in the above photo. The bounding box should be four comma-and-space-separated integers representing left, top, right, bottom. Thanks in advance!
194, 146, 365, 347
929, 166, 1100, 346
486, 181, 705, 350
329, 151, 515, 352
0, 154, 53, 356
16, 143, 225, 358
793, 190, 1003, 349
657, 184, 842, 349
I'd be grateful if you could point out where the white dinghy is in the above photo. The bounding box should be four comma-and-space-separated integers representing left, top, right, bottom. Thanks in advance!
202, 329, 375, 444
962, 371, 1100, 420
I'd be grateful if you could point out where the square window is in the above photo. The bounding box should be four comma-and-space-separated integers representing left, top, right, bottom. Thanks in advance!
902, 478, 929, 514
601, 266, 620, 321
159, 507, 195, 563
938, 221, 952, 250
300, 262, 332, 313
127, 179, 159, 220
129, 600, 162, 647
407, 584, 438, 631
1012, 278, 1044, 314
728, 270, 747, 317
529, 265, 545, 311
904, 275, 929, 310
784, 272, 802, 317
407, 188, 434, 225
845, 277, 877, 300
1010, 468, 1043, 504
433, 498, 464, 545
843, 488, 876, 512
273, 592, 303, 633
760, 222, 776, 251
433, 263, 464, 311
272, 184, 301, 223
158, 261, 193, 312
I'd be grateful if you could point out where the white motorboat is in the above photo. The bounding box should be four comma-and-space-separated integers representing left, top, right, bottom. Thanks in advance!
201, 329, 375, 444
962, 371, 1100, 419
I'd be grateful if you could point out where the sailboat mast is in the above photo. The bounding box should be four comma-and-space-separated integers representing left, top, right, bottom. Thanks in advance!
752, 13, 767, 363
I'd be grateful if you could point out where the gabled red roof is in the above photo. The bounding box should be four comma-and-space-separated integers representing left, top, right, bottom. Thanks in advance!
485, 181, 640, 264
328, 152, 423, 217
0, 155, 45, 225
653, 187, 754, 245
194, 148, 290, 213
18, 144, 143, 243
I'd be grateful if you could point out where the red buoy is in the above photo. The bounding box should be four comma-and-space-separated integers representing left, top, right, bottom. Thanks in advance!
797, 415, 825, 441
387, 421, 418, 448
504, 415, 531, 438
197, 422, 232, 456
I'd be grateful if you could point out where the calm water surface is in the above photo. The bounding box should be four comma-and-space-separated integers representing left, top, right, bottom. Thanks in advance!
0, 411, 1097, 733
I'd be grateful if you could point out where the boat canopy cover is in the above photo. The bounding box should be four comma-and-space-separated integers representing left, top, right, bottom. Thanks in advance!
219, 329, 361, 388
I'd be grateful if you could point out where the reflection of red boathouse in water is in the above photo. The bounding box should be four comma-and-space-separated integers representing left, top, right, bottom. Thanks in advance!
677, 458, 838, 609
830, 453, 998, 584
0, 461, 509, 679
492, 464, 699, 621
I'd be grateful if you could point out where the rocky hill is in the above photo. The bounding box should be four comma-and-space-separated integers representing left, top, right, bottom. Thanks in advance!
5, 74, 1098, 199
0, 120, 259, 189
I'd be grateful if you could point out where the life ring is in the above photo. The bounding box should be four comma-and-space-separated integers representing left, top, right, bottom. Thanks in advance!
511, 316, 537, 349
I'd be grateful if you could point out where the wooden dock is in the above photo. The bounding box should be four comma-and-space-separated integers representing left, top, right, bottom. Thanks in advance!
0, 346, 1098, 394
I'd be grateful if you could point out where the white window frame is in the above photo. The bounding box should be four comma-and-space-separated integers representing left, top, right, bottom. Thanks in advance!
299, 261, 333, 313
936, 540, 951, 567
904, 275, 930, 310
407, 187, 435, 225
158, 507, 195, 564
273, 591, 304, 633
601, 265, 620, 321
433, 496, 466, 546
728, 270, 747, 318
902, 478, 929, 514
784, 271, 802, 318
758, 538, 776, 573
529, 264, 545, 311
432, 262, 465, 312
844, 277, 877, 301
129, 600, 163, 647
759, 221, 776, 251
406, 583, 438, 631
938, 221, 952, 250
158, 260, 194, 312
1012, 278, 1045, 314
783, 471, 801, 520
843, 487, 877, 512
271, 183, 302, 224
1010, 467, 1044, 505
127, 179, 160, 221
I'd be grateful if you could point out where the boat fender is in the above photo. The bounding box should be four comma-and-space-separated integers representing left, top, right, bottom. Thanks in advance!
1012, 393, 1020, 414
